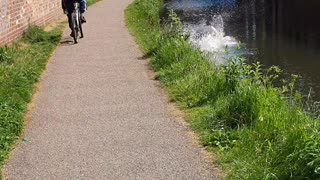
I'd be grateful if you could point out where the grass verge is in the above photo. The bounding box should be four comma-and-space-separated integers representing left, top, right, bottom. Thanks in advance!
125, 0, 320, 179
0, 0, 100, 173
0, 24, 64, 164
87, 0, 102, 6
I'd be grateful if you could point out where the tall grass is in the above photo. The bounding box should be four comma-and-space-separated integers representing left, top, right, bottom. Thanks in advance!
0, 25, 63, 164
125, 0, 320, 179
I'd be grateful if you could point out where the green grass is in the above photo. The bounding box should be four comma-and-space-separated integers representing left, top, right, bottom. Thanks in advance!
0, 25, 64, 164
86, 0, 102, 6
0, 0, 101, 174
125, 0, 320, 179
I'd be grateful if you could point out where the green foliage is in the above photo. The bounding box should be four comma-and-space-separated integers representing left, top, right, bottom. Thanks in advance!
0, 25, 63, 169
162, 10, 184, 38
22, 26, 61, 44
0, 47, 13, 65
0, 0, 99, 173
125, 0, 320, 179
86, 0, 101, 6
133, 0, 162, 26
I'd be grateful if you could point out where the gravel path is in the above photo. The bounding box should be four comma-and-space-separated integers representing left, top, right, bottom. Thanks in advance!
3, 0, 217, 179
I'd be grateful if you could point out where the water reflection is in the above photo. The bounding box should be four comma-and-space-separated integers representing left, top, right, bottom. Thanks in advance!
165, 0, 236, 9
166, 0, 320, 97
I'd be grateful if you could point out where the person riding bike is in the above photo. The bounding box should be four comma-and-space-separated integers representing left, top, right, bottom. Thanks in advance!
62, 0, 87, 37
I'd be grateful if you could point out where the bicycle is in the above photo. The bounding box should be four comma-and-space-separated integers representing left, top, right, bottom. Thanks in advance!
70, 1, 84, 44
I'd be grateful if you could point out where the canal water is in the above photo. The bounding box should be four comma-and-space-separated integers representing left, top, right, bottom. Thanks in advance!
165, 0, 320, 98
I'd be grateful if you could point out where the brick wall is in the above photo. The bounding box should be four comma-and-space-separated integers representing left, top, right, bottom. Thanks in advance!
0, 0, 62, 45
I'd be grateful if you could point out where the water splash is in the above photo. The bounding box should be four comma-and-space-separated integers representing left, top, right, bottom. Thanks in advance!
185, 15, 239, 64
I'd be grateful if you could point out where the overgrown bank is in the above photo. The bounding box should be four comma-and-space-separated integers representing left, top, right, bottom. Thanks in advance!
125, 0, 320, 179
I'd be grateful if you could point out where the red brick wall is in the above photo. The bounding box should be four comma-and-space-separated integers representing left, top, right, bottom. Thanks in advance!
0, 0, 62, 45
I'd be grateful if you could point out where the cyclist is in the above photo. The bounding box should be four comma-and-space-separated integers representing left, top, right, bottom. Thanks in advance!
62, 0, 87, 36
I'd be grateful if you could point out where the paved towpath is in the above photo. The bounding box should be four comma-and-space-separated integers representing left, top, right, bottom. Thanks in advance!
3, 0, 216, 179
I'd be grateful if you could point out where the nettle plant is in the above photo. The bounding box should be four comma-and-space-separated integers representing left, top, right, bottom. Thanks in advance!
163, 10, 183, 38
224, 56, 283, 91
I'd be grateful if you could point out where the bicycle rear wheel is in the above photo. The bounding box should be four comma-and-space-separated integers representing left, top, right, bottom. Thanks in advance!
71, 13, 78, 44
79, 12, 84, 38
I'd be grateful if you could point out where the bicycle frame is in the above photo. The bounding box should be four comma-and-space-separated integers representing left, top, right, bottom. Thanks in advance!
73, 2, 80, 28
70, 1, 83, 43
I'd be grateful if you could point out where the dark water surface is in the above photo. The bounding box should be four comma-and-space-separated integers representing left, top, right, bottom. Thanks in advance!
166, 0, 320, 98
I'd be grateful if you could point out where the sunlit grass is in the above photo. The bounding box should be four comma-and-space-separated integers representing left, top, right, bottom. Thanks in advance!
125, 0, 320, 179
0, 25, 64, 165
0, 0, 101, 173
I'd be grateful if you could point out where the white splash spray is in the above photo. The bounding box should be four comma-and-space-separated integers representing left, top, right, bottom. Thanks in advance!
185, 15, 239, 64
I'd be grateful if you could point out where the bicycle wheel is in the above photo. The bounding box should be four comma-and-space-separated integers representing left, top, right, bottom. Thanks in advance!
79, 22, 84, 38
71, 12, 78, 44
79, 12, 84, 38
